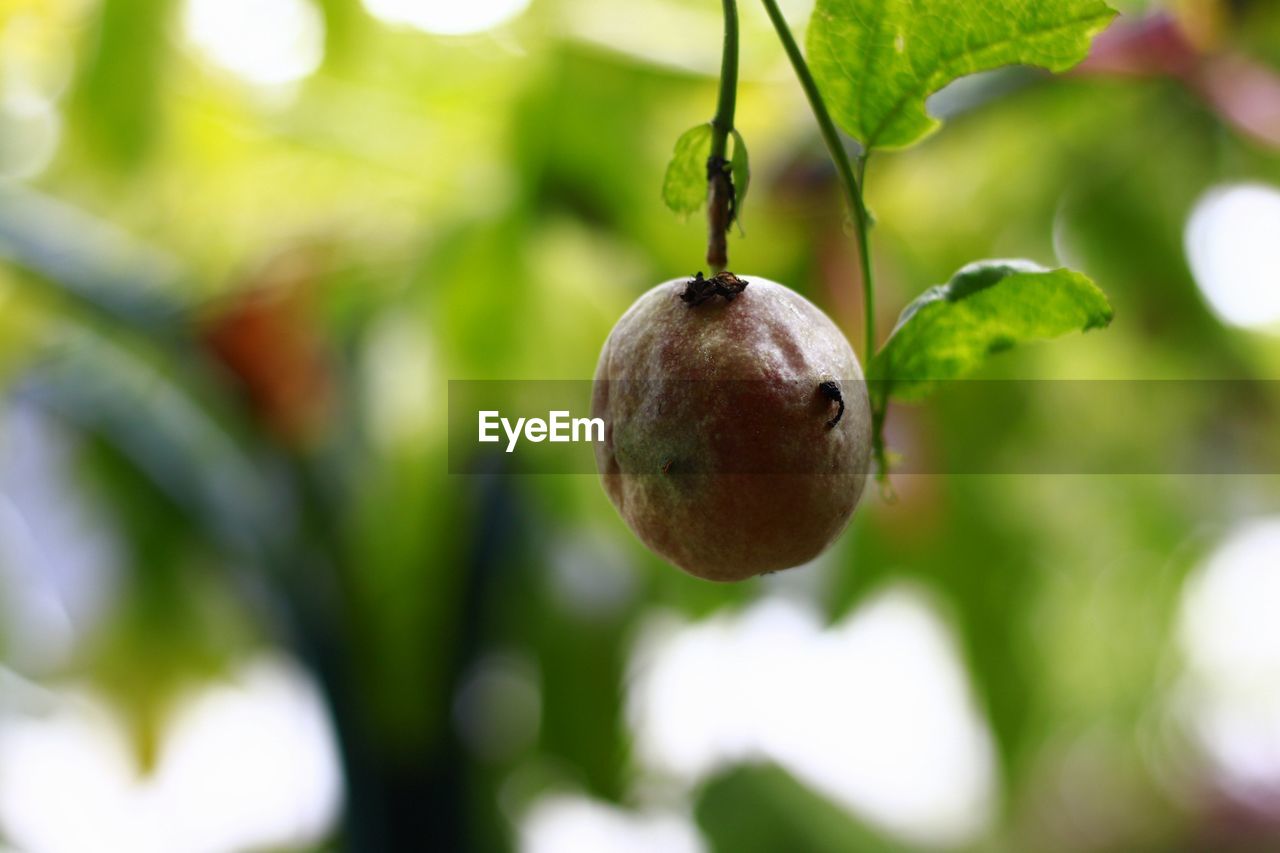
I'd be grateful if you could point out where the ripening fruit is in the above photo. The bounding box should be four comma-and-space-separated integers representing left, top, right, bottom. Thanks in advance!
592, 273, 872, 582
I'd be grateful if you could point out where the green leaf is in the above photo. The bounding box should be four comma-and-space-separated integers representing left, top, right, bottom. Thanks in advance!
870, 260, 1113, 400
730, 129, 751, 216
661, 124, 751, 220
806, 0, 1117, 150
662, 123, 714, 215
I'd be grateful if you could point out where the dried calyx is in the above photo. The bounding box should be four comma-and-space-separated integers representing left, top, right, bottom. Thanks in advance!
680, 271, 749, 306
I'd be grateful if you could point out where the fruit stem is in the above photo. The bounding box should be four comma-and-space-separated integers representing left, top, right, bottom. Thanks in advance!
707, 0, 739, 272
759, 0, 888, 478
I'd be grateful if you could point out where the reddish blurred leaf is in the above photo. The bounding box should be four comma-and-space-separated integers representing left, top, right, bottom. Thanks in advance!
1079, 12, 1280, 148
200, 247, 336, 448
1195, 54, 1280, 148
1079, 13, 1200, 77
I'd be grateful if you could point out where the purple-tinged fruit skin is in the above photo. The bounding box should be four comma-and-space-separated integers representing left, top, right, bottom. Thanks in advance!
592, 276, 872, 582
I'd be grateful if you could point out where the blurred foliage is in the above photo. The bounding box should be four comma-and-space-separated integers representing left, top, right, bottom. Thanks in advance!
1, 0, 1280, 851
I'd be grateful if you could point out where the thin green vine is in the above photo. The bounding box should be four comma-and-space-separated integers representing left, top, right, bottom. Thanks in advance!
758, 0, 874, 360
710, 0, 739, 162
706, 0, 739, 271
759, 0, 888, 477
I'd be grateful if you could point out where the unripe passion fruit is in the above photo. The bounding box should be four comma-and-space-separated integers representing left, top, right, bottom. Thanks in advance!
592, 273, 872, 582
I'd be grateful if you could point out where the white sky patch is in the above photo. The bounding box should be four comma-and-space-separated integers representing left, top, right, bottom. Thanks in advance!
519, 794, 705, 853
183, 0, 324, 86
1178, 518, 1280, 803
363, 0, 531, 36
627, 587, 997, 847
0, 654, 342, 853
1184, 184, 1280, 332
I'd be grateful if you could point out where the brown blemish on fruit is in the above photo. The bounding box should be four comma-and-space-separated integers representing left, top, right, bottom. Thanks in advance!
818, 380, 844, 429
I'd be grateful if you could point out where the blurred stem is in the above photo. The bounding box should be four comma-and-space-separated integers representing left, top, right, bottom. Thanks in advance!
759, 0, 888, 478
707, 0, 739, 271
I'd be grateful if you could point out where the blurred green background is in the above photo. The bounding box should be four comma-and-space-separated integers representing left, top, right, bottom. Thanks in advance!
2, 0, 1280, 850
